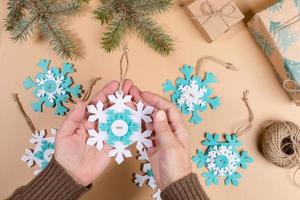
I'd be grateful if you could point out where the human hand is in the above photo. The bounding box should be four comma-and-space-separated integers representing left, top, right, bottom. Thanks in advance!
54, 80, 134, 186
129, 87, 192, 190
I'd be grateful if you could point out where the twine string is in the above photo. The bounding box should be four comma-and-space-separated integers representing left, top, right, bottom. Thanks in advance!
196, 56, 238, 76
283, 79, 300, 92
235, 90, 254, 137
11, 93, 36, 133
198, 0, 237, 29
82, 77, 102, 102
119, 43, 129, 92
262, 121, 300, 187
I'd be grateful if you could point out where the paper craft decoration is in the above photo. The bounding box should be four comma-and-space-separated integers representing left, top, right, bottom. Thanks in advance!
87, 91, 154, 164
23, 59, 82, 116
21, 129, 56, 175
162, 64, 220, 124
183, 0, 245, 42
192, 133, 253, 186
134, 150, 161, 200
248, 0, 300, 105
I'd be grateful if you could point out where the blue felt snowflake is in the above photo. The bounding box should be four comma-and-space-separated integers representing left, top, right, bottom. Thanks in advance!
100, 109, 139, 146
23, 59, 82, 116
162, 65, 220, 124
270, 20, 298, 52
192, 133, 253, 186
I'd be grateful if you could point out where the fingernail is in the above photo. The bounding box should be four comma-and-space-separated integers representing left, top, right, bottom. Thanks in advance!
156, 110, 166, 121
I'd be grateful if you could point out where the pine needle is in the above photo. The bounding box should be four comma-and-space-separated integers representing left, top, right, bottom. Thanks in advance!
95, 0, 174, 55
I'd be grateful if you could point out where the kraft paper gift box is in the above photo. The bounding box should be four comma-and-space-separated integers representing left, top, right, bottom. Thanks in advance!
248, 0, 300, 105
184, 0, 245, 42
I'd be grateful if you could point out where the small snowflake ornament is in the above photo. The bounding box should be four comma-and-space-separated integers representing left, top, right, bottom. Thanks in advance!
87, 91, 154, 164
192, 133, 253, 186
134, 150, 161, 200
21, 129, 56, 175
23, 59, 82, 116
162, 65, 220, 124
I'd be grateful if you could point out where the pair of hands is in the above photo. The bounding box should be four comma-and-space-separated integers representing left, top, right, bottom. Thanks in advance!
54, 80, 192, 190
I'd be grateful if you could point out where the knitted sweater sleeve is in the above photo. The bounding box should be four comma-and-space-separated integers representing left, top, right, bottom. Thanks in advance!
7, 158, 89, 200
161, 173, 210, 200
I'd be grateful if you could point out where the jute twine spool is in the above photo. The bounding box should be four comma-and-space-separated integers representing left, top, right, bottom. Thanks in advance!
261, 121, 300, 186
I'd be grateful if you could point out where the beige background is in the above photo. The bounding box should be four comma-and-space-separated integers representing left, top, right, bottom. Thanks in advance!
1, 0, 300, 199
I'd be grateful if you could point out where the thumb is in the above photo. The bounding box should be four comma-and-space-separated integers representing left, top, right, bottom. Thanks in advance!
58, 101, 86, 137
153, 110, 176, 147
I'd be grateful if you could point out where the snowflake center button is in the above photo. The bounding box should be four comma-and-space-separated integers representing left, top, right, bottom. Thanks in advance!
44, 80, 57, 93
215, 155, 229, 168
44, 149, 54, 162
111, 120, 129, 137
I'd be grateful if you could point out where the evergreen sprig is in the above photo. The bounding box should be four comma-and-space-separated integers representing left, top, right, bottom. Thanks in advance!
4, 0, 89, 59
94, 0, 174, 55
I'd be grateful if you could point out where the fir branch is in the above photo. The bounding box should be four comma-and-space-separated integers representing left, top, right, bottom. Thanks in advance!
95, 0, 174, 55
94, 4, 114, 24
4, 0, 26, 31
101, 18, 127, 52
5, 0, 87, 59
132, 0, 172, 15
39, 16, 75, 59
11, 14, 38, 41
49, 0, 89, 16
134, 16, 174, 55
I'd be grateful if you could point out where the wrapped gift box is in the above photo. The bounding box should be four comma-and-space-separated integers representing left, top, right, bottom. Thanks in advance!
248, 0, 300, 105
184, 0, 245, 42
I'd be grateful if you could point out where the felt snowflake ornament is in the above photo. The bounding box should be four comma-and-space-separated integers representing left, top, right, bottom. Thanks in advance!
23, 59, 82, 116
134, 150, 161, 200
162, 64, 220, 124
192, 133, 253, 186
21, 129, 56, 175
87, 91, 154, 164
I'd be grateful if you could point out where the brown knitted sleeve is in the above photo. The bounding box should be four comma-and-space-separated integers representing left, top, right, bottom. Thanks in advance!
7, 158, 89, 200
161, 173, 209, 200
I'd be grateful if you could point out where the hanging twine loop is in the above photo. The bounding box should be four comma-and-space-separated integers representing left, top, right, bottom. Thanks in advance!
11, 93, 36, 133
235, 90, 254, 137
82, 77, 102, 102
261, 121, 300, 187
196, 56, 238, 76
118, 43, 129, 93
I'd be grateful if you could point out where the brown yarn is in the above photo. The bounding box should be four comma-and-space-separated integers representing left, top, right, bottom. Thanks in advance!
196, 56, 238, 76
12, 93, 36, 133
82, 77, 102, 102
119, 43, 129, 91
261, 121, 300, 186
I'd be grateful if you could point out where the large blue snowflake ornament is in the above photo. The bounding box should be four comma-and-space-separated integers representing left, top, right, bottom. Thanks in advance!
21, 129, 56, 175
162, 65, 220, 124
23, 59, 82, 116
87, 91, 154, 164
192, 133, 253, 186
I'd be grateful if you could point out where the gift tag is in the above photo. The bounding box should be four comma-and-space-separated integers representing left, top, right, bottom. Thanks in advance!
87, 91, 154, 164
23, 59, 82, 116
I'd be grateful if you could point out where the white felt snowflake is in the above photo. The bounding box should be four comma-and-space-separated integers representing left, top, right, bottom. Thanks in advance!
21, 129, 56, 175
177, 79, 208, 112
134, 150, 161, 200
87, 91, 154, 164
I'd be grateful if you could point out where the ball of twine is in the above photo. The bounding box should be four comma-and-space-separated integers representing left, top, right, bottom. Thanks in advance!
261, 121, 300, 168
